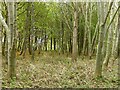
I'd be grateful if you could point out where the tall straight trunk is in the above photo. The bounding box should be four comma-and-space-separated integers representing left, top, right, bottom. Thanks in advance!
78, 26, 80, 55
54, 37, 56, 51
82, 2, 88, 55
95, 2, 105, 77
69, 33, 72, 53
88, 2, 92, 59
44, 30, 47, 51
77, 12, 81, 55
21, 2, 31, 56
28, 3, 32, 55
31, 2, 34, 61
91, 21, 99, 55
7, 2, 16, 78
50, 31, 52, 50
72, 2, 78, 61
61, 20, 64, 54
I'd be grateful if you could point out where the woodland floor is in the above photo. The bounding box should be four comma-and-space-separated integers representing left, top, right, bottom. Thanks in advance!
2, 51, 118, 88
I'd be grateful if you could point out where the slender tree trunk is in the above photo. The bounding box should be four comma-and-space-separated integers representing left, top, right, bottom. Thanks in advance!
82, 2, 88, 55
91, 21, 99, 55
69, 33, 72, 54
95, 2, 105, 78
88, 2, 92, 59
54, 37, 56, 51
61, 20, 64, 54
51, 32, 52, 50
7, 2, 16, 78
31, 2, 34, 61
44, 30, 47, 51
28, 3, 32, 55
72, 2, 78, 61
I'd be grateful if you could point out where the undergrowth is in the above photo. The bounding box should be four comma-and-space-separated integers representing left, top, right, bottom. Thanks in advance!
2, 51, 118, 88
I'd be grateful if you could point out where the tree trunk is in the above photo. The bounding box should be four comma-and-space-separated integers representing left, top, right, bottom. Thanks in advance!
82, 2, 88, 55
54, 37, 56, 51
95, 2, 105, 78
31, 2, 34, 61
88, 2, 92, 59
61, 20, 64, 54
7, 2, 16, 79
51, 32, 52, 50
72, 2, 78, 61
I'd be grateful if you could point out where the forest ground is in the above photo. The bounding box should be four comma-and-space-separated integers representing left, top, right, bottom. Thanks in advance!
2, 51, 118, 88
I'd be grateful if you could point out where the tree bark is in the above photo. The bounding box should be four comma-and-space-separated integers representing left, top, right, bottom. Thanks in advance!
95, 2, 105, 78
7, 2, 16, 78
72, 2, 78, 61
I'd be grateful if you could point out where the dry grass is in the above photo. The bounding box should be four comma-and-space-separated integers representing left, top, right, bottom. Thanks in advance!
2, 51, 118, 88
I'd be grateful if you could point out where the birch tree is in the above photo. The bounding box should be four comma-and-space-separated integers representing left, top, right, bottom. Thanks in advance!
95, 2, 105, 77
7, 2, 16, 78
72, 2, 78, 61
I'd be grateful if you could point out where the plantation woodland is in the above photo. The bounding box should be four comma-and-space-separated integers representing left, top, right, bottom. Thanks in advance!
0, 1, 120, 88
